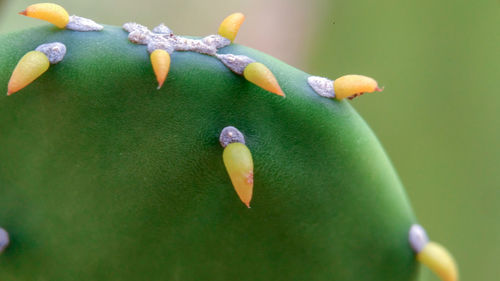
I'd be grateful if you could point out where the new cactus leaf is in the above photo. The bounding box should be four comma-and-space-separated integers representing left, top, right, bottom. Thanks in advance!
150, 49, 171, 89
19, 3, 103, 31
243, 62, 285, 97
223, 142, 254, 208
7, 50, 49, 95
418, 242, 458, 281
333, 74, 383, 100
19, 3, 69, 28
218, 12, 245, 42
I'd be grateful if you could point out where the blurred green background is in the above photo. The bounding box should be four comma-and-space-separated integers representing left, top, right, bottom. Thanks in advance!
0, 0, 498, 280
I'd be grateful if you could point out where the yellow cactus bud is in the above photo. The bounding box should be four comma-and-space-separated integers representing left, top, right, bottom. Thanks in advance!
333, 74, 382, 100
150, 49, 171, 90
7, 51, 50, 96
19, 3, 70, 29
222, 142, 254, 208
417, 242, 459, 281
243, 62, 285, 97
218, 12, 245, 42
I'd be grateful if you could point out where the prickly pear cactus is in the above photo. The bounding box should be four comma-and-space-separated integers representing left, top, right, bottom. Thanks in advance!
0, 3, 457, 281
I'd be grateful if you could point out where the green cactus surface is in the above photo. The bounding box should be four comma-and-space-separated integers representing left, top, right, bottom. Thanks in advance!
0, 25, 419, 280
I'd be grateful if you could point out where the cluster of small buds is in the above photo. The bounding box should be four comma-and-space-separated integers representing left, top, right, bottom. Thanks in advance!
9, 2, 385, 101
122, 13, 286, 96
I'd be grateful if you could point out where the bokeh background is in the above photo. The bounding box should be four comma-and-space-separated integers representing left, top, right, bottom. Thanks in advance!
1, 0, 498, 280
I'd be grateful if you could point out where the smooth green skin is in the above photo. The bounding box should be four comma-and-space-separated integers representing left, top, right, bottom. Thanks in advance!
0, 26, 418, 280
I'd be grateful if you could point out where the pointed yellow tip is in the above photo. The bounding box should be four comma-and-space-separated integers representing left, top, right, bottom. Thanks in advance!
417, 242, 459, 281
150, 49, 171, 90
333, 74, 381, 100
243, 62, 285, 97
276, 88, 286, 97
18, 10, 27, 16
7, 51, 50, 96
218, 12, 245, 42
21, 3, 69, 28
223, 143, 254, 207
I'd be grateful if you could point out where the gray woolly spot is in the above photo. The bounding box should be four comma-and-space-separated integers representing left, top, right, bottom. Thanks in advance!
66, 15, 103, 31
123, 22, 149, 33
0, 228, 9, 253
307, 76, 335, 98
202, 35, 231, 49
128, 30, 152, 45
35, 42, 66, 64
147, 39, 174, 54
216, 54, 255, 75
124, 22, 221, 55
170, 36, 216, 55
220, 126, 246, 148
409, 224, 429, 253
122, 21, 258, 75
152, 23, 173, 36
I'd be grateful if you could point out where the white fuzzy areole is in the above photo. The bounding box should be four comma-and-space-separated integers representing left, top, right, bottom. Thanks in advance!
409, 224, 430, 253
128, 30, 151, 45
0, 228, 9, 253
202, 35, 231, 49
307, 76, 335, 98
66, 15, 103, 31
152, 23, 173, 36
220, 126, 246, 148
35, 42, 67, 64
169, 36, 217, 55
147, 39, 174, 54
216, 54, 255, 75
123, 22, 149, 33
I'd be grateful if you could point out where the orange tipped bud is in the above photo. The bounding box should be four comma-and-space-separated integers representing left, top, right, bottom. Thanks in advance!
243, 62, 285, 97
333, 74, 382, 100
150, 49, 171, 90
218, 12, 245, 42
19, 3, 69, 28
7, 51, 50, 96
223, 142, 254, 208
417, 242, 459, 281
